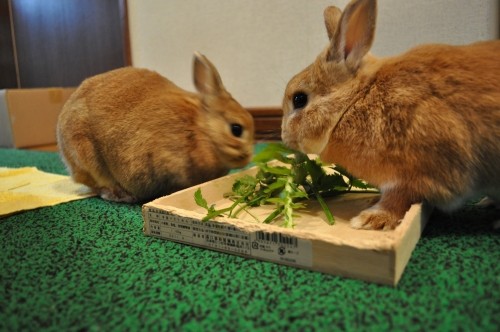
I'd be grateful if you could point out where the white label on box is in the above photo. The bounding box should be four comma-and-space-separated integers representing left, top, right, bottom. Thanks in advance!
250, 230, 312, 267
145, 208, 313, 268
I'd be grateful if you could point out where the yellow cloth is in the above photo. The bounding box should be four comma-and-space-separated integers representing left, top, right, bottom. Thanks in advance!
0, 167, 95, 217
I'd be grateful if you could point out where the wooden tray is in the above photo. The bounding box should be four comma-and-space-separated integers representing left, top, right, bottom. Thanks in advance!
142, 166, 432, 286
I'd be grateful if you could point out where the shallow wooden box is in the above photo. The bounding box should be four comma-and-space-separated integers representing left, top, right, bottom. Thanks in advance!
142, 166, 432, 286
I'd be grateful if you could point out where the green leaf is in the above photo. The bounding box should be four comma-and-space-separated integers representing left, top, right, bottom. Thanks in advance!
265, 179, 287, 192
289, 190, 308, 199
307, 181, 335, 225
302, 159, 324, 185
349, 178, 372, 190
263, 206, 284, 224
265, 197, 284, 205
252, 142, 294, 163
194, 188, 208, 209
232, 175, 258, 195
258, 163, 291, 176
319, 173, 349, 191
292, 165, 307, 185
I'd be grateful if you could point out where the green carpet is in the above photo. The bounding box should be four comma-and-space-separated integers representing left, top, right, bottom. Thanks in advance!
1, 146, 499, 331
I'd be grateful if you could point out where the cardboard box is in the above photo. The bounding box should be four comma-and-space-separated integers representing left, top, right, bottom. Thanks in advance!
0, 88, 75, 148
142, 165, 432, 286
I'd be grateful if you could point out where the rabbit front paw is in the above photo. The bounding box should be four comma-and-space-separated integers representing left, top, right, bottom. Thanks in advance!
350, 206, 402, 230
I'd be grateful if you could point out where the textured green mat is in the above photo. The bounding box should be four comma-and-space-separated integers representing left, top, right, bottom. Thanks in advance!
1, 146, 499, 331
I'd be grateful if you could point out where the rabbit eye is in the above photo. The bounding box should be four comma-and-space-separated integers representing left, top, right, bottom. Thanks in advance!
292, 92, 308, 110
230, 123, 243, 137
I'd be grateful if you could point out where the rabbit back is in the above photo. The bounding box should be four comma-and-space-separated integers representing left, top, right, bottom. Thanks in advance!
323, 41, 500, 211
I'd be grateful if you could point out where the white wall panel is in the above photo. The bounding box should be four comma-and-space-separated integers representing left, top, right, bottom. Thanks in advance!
128, 0, 499, 107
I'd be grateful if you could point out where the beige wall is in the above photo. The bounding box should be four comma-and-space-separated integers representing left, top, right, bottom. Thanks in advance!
128, 0, 498, 107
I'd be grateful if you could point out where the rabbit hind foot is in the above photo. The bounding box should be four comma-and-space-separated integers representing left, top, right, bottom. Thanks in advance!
99, 187, 138, 203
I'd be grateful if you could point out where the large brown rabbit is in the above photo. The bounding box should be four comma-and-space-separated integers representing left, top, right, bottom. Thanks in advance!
281, 0, 500, 230
57, 52, 254, 203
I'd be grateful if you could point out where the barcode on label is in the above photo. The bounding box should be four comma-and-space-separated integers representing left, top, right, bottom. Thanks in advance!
255, 231, 298, 247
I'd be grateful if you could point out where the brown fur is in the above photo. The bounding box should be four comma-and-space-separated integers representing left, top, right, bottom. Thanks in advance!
281, 0, 500, 230
57, 53, 254, 203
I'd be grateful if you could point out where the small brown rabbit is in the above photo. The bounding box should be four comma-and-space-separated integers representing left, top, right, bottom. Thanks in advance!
57, 52, 254, 203
281, 0, 500, 230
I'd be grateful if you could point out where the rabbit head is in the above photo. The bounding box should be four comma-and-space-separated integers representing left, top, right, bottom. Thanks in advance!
193, 52, 255, 169
282, 0, 377, 156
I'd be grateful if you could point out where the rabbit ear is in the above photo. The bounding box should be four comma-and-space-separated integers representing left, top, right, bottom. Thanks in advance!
324, 6, 342, 40
327, 0, 377, 71
193, 52, 225, 95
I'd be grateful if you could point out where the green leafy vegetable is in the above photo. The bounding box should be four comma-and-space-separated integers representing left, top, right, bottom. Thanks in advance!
195, 143, 377, 228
